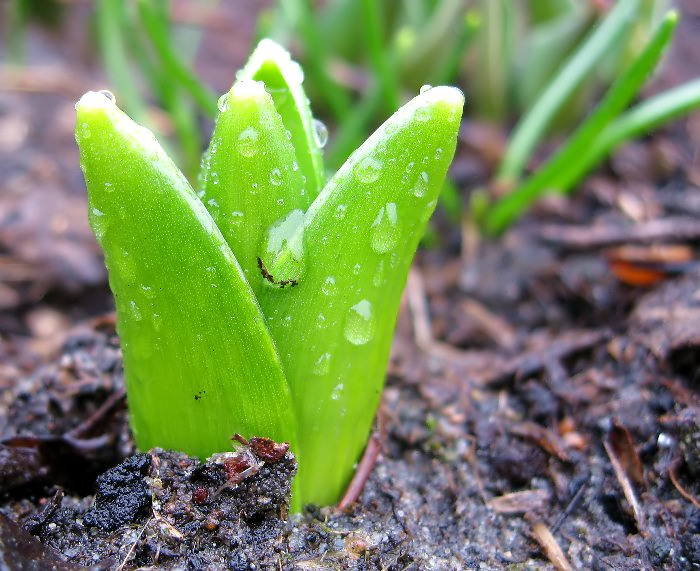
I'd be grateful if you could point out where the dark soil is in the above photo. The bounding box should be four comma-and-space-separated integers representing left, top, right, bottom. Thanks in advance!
1, 1, 700, 569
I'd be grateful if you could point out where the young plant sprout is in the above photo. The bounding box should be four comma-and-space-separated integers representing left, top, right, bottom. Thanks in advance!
76, 39, 463, 509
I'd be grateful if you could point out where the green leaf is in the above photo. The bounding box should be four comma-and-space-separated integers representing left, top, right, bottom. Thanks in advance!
256, 86, 464, 507
199, 79, 309, 296
483, 10, 678, 235
239, 39, 326, 199
498, 0, 640, 182
76, 91, 297, 459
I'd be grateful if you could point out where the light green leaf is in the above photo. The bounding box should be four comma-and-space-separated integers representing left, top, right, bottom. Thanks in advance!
76, 91, 297, 459
240, 39, 326, 200
200, 79, 308, 295
257, 86, 464, 507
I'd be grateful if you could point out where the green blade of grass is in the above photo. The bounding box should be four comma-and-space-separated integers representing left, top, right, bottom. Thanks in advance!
96, 0, 150, 125
399, 0, 468, 89
483, 10, 678, 236
199, 79, 308, 296
361, 0, 400, 114
257, 86, 464, 508
76, 91, 296, 459
327, 82, 384, 169
136, 0, 218, 117
239, 39, 326, 199
279, 0, 351, 119
498, 0, 640, 182
472, 0, 515, 120
554, 78, 700, 193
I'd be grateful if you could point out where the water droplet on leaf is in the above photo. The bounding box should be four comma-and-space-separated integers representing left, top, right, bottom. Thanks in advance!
334, 204, 347, 220
412, 171, 429, 198
129, 299, 143, 321
140, 284, 155, 299
99, 90, 116, 103
373, 259, 385, 288
354, 157, 382, 184
238, 127, 259, 157
415, 106, 430, 122
313, 118, 328, 148
269, 168, 283, 186
419, 84, 433, 94
313, 352, 332, 375
322, 276, 337, 296
259, 209, 305, 287
88, 207, 107, 243
343, 299, 375, 345
331, 383, 344, 400
217, 93, 229, 112
370, 203, 399, 253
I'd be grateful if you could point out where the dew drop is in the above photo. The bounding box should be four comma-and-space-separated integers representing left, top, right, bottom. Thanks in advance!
217, 93, 229, 112
372, 259, 385, 288
331, 383, 344, 401
354, 157, 382, 184
313, 118, 328, 148
415, 106, 431, 122
79, 122, 91, 140
139, 284, 155, 299
238, 127, 259, 157
316, 313, 329, 329
434, 147, 443, 161
210, 172, 220, 186
322, 276, 337, 296
313, 352, 332, 376
88, 207, 107, 243
343, 299, 375, 346
269, 167, 283, 186
352, 263, 361, 275
419, 84, 433, 94
412, 171, 429, 198
259, 209, 305, 287
230, 211, 245, 229
129, 299, 143, 322
104, 181, 114, 193
152, 313, 162, 331
370, 202, 399, 254
99, 90, 116, 103
334, 204, 347, 220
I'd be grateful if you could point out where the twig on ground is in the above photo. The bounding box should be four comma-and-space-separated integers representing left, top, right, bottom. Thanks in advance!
603, 423, 646, 533
528, 519, 574, 571
538, 217, 700, 249
336, 407, 387, 511
550, 474, 589, 534
669, 458, 700, 509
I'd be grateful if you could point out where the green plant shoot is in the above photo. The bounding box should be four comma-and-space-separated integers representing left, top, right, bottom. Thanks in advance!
76, 41, 463, 508
75, 91, 297, 458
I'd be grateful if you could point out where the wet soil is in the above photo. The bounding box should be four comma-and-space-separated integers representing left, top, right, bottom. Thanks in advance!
1, 1, 700, 569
